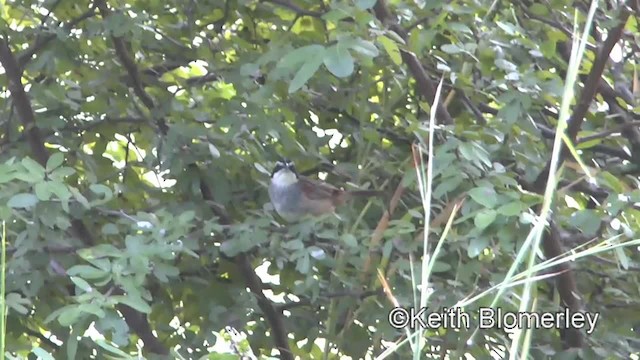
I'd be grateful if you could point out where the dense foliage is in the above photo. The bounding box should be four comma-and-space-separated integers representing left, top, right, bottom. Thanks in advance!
1, 0, 640, 359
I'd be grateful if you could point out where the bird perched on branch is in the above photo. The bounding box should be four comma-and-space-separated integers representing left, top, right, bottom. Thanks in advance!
268, 159, 382, 221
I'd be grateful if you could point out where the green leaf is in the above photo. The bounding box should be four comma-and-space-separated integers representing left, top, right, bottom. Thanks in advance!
283, 239, 304, 250
567, 209, 600, 236
321, 5, 353, 22
529, 3, 549, 16
240, 62, 260, 76
441, 44, 464, 54
112, 295, 152, 314
57, 306, 82, 327
497, 201, 526, 216
277, 44, 325, 70
125, 235, 146, 255
8, 193, 39, 208
21, 157, 45, 180
474, 209, 497, 230
431, 261, 452, 273
341, 233, 358, 248
342, 324, 369, 358
434, 175, 463, 198
101, 223, 119, 235
355, 0, 376, 10
288, 49, 326, 93
459, 141, 492, 167
348, 39, 379, 57
50, 181, 72, 201
5, 293, 31, 315
69, 186, 91, 209
323, 45, 354, 78
69, 276, 93, 292
178, 210, 196, 224
67, 265, 107, 279
66, 321, 83, 360
78, 303, 106, 318
0, 164, 15, 184
153, 262, 180, 282
79, 243, 122, 259
35, 182, 52, 201
468, 186, 498, 208
600, 171, 626, 194
94, 339, 131, 357
468, 237, 490, 258
111, 295, 151, 314
382, 239, 393, 260
377, 35, 402, 65
50, 167, 76, 180
296, 253, 311, 274
46, 152, 65, 172
89, 184, 113, 204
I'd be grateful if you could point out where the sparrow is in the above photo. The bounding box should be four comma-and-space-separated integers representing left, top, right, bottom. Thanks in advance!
268, 159, 382, 221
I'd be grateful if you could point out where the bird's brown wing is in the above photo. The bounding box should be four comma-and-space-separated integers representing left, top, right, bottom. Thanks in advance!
298, 176, 343, 202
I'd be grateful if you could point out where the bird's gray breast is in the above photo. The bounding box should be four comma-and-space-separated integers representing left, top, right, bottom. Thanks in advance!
268, 182, 303, 220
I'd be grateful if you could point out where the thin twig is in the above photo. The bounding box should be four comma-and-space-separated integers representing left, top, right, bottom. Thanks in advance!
578, 120, 640, 143
17, 5, 97, 68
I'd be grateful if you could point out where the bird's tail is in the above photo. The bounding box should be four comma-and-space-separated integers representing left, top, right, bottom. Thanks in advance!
346, 189, 384, 198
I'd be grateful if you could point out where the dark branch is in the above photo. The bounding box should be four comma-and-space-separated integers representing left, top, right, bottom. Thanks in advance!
0, 39, 49, 166
193, 165, 294, 360
372, 0, 453, 124
577, 121, 640, 143
0, 34, 170, 356
533, 7, 632, 189
113, 287, 169, 355
94, 0, 168, 135
526, 7, 634, 349
236, 253, 294, 359
17, 5, 97, 68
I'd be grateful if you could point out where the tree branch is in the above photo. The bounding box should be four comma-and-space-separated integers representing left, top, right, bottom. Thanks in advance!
94, 0, 169, 135
0, 40, 49, 166
17, 5, 97, 68
533, 7, 632, 189
372, 0, 453, 124
527, 7, 634, 349
113, 288, 169, 355
577, 120, 640, 144
0, 35, 170, 356
193, 165, 294, 360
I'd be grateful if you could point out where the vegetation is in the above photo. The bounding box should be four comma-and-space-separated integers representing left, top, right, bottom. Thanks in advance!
1, 0, 639, 359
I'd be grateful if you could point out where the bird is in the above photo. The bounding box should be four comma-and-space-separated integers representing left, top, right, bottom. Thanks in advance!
268, 159, 382, 221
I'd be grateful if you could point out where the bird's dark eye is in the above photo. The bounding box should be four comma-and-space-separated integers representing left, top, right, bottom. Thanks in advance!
271, 161, 285, 177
